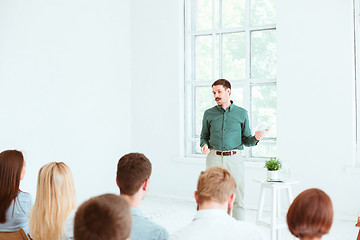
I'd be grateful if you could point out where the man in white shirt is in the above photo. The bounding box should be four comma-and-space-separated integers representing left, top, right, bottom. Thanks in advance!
170, 166, 267, 240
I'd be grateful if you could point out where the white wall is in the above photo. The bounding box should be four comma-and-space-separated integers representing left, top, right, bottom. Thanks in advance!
276, 0, 360, 218
131, 0, 360, 219
0, 0, 132, 203
130, 0, 192, 196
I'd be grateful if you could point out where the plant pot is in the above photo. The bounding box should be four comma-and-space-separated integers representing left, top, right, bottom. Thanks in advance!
267, 170, 279, 180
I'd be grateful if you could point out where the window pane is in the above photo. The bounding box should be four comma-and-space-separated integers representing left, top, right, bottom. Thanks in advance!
195, 35, 212, 80
251, 141, 276, 158
215, 34, 220, 79
231, 87, 244, 107
251, 30, 277, 79
223, 33, 246, 79
214, 0, 220, 29
251, 0, 276, 25
196, 0, 212, 31
193, 139, 202, 154
251, 84, 276, 138
222, 0, 246, 28
195, 87, 213, 137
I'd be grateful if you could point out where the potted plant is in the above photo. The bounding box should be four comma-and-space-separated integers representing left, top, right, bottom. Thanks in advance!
265, 157, 282, 180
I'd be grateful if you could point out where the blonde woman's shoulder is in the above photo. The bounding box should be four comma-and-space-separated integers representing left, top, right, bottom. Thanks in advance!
64, 210, 76, 240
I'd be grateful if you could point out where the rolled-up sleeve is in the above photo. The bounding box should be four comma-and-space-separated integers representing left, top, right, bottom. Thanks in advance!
241, 111, 259, 147
200, 111, 210, 148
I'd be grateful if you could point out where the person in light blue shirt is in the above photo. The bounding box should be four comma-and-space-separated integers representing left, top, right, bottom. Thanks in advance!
116, 153, 169, 240
0, 150, 32, 234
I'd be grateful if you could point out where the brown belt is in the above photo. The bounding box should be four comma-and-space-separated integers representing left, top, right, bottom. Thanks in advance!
215, 150, 238, 156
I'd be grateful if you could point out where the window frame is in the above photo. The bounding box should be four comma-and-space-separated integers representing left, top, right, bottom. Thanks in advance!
354, 0, 360, 167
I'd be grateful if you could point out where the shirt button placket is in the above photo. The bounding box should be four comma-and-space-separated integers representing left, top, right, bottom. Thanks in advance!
223, 111, 226, 150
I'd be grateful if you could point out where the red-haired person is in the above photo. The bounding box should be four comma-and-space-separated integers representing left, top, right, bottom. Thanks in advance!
287, 188, 333, 240
0, 150, 31, 234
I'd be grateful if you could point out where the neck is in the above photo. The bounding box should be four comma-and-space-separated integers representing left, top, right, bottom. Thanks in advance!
122, 193, 142, 208
301, 237, 322, 240
199, 201, 228, 212
220, 101, 231, 110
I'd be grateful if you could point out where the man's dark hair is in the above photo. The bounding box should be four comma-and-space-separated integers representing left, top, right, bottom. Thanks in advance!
212, 79, 231, 90
74, 194, 131, 240
116, 153, 152, 196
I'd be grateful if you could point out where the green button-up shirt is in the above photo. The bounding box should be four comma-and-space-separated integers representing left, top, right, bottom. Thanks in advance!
200, 102, 258, 151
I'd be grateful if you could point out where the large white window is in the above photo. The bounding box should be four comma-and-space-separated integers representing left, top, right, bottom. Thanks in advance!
184, 0, 277, 159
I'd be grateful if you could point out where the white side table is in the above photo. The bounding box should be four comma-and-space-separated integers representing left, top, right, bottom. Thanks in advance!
253, 179, 299, 240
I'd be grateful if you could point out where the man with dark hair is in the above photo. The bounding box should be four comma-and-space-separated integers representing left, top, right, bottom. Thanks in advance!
200, 79, 266, 220
116, 153, 169, 240
74, 194, 131, 240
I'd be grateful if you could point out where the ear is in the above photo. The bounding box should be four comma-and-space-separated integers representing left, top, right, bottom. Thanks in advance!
228, 193, 236, 209
227, 88, 231, 96
194, 191, 199, 204
142, 179, 150, 191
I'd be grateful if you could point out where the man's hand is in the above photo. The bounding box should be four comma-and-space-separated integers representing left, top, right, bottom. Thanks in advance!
201, 144, 210, 154
255, 129, 268, 141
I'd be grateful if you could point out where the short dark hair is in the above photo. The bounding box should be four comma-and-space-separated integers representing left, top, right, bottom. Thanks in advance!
287, 188, 333, 239
74, 194, 131, 240
116, 153, 152, 196
212, 79, 231, 90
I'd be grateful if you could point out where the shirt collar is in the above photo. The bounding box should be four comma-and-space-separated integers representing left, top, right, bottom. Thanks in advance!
131, 207, 145, 217
193, 209, 230, 220
216, 100, 234, 112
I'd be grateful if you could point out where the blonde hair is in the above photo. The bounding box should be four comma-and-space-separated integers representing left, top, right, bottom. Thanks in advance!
29, 162, 76, 240
197, 166, 236, 204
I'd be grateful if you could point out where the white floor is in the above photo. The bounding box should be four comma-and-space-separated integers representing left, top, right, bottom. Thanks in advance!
141, 195, 358, 240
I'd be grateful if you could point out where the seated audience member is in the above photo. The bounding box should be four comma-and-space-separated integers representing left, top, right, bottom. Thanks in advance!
0, 150, 31, 234
116, 153, 169, 240
287, 188, 333, 240
74, 194, 132, 240
170, 166, 267, 240
29, 162, 76, 240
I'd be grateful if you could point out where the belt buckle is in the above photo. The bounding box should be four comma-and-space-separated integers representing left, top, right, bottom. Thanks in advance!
221, 151, 225, 156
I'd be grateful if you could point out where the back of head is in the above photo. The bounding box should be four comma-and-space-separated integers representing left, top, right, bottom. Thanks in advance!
212, 79, 231, 90
197, 166, 236, 205
74, 194, 132, 240
29, 162, 76, 240
116, 153, 152, 196
0, 150, 24, 223
286, 188, 333, 239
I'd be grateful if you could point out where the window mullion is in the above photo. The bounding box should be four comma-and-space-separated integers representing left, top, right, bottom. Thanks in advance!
244, 0, 251, 158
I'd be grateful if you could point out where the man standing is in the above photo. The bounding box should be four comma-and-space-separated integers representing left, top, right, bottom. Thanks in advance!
200, 79, 265, 220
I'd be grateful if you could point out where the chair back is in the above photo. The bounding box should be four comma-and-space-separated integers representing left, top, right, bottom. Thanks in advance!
0, 229, 29, 240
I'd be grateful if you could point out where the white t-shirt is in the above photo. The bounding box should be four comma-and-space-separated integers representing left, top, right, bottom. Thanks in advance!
170, 209, 268, 240
63, 210, 75, 240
